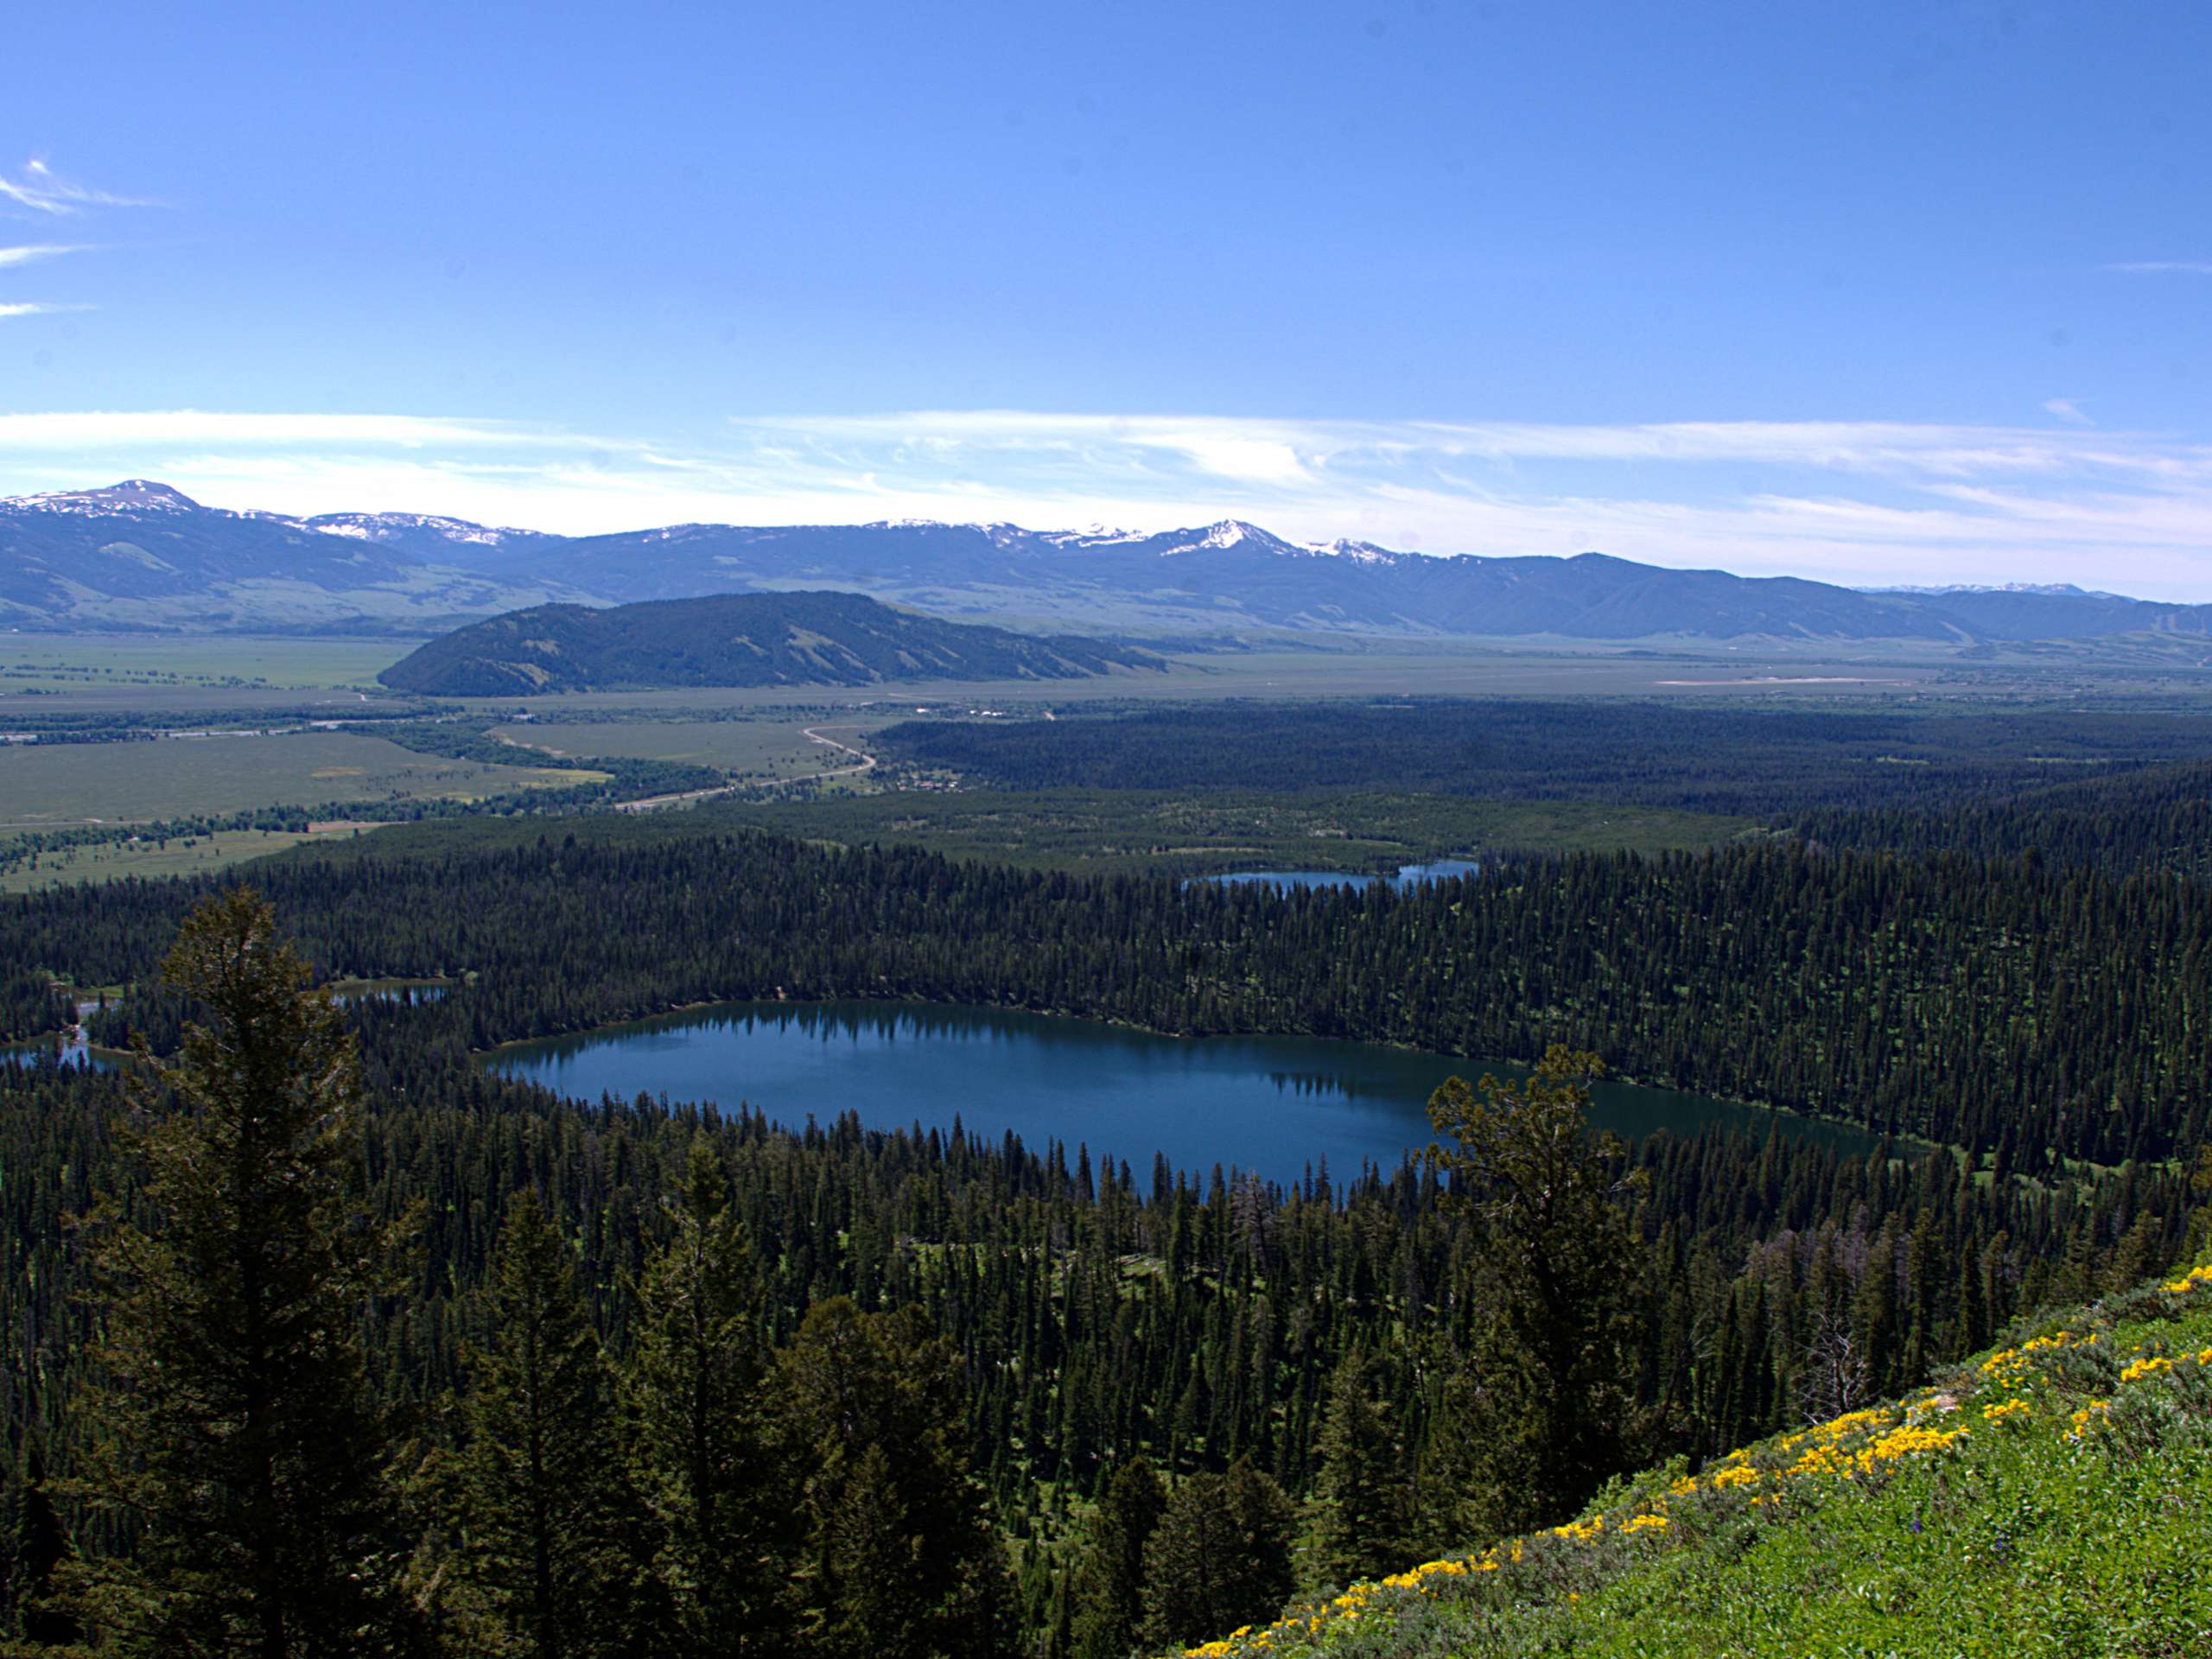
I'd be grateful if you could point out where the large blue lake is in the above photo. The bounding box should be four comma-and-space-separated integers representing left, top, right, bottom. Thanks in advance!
485, 1000, 1878, 1189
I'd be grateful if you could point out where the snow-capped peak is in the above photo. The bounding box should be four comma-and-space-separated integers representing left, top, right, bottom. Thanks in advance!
1314, 538, 1399, 566
11, 478, 201, 514
1865, 582, 2113, 599
292, 511, 544, 549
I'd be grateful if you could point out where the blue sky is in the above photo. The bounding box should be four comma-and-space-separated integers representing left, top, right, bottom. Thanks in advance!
3, 1, 2210, 593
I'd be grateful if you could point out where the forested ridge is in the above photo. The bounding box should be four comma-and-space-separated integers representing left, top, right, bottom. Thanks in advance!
5, 827, 2205, 1163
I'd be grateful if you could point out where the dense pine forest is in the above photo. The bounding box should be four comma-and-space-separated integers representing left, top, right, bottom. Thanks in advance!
877, 700, 2212, 813
3, 697, 2209, 1656
4, 821, 2205, 1162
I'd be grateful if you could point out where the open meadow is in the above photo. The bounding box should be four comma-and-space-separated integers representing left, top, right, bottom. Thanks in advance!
0, 730, 606, 829
0, 633, 415, 694
0, 823, 378, 893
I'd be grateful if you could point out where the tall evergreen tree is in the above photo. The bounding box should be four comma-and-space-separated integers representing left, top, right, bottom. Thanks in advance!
782, 1298, 1014, 1659
1422, 1047, 1647, 1538
1069, 1456, 1166, 1659
67, 888, 419, 1657
623, 1136, 790, 1653
450, 1190, 639, 1659
1310, 1349, 1412, 1587
1139, 1458, 1296, 1650
7, 1446, 79, 1648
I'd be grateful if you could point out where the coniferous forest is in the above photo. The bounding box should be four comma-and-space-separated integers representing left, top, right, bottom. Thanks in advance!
2, 705, 2209, 1657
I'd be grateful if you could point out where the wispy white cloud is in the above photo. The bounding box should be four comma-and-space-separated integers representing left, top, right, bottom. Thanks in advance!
4, 409, 2212, 597
1, 163, 144, 323
2102, 261, 2212, 276
0, 159, 156, 217
0, 245, 86, 268
2043, 398, 2094, 427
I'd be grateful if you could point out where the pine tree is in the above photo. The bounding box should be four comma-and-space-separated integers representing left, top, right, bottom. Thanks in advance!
623, 1136, 790, 1653
1139, 1457, 1296, 1649
1421, 1046, 1647, 1538
8, 1447, 79, 1648
451, 1189, 640, 1659
1310, 1349, 1412, 1587
1069, 1456, 1166, 1659
67, 888, 419, 1657
782, 1298, 1014, 1659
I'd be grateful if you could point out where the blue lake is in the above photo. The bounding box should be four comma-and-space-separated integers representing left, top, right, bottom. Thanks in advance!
484, 999, 1878, 1190
1193, 858, 1483, 893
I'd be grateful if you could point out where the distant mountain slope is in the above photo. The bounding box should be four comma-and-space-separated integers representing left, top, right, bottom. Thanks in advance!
0, 481, 590, 632
10, 480, 2212, 644
376, 590, 1169, 695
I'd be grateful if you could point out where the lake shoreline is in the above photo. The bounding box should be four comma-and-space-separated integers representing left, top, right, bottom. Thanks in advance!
477, 994, 1913, 1185
472, 990, 1923, 1152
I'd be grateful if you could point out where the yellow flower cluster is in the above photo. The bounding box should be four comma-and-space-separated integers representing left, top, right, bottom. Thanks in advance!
1980, 1397, 2031, 1423
1550, 1513, 1605, 1544
1710, 1462, 1764, 1490
1624, 1512, 1671, 1535
2159, 1262, 2212, 1295
2118, 1354, 2173, 1385
1179, 1550, 1512, 1656
1979, 1330, 2080, 1386
2068, 1398, 2111, 1440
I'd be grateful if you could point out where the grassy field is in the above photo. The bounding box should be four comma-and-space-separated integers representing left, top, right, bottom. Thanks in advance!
1171, 1263, 2212, 1659
490, 715, 894, 779
0, 731, 606, 827
0, 634, 416, 692
710, 790, 1758, 876
0, 824, 385, 893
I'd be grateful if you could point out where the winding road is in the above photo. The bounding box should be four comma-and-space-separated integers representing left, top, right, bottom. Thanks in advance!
612, 723, 878, 814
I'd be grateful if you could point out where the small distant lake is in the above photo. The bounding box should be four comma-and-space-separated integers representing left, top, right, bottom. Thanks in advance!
483, 999, 1878, 1189
0, 1033, 114, 1071
331, 978, 452, 1006
1193, 859, 1482, 893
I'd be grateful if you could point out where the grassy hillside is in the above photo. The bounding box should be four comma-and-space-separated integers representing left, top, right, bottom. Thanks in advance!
378, 590, 1168, 695
1175, 1261, 2212, 1658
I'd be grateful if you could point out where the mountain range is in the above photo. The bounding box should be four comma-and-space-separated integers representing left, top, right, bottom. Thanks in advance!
7, 479, 2212, 646
378, 591, 1168, 696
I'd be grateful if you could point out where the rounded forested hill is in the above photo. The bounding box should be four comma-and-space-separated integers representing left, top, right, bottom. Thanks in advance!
376, 589, 1169, 695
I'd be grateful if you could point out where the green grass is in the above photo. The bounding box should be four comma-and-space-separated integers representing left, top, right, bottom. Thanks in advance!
0, 634, 416, 691
0, 824, 384, 893
1178, 1264, 2212, 1657
0, 731, 607, 828
490, 715, 884, 777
